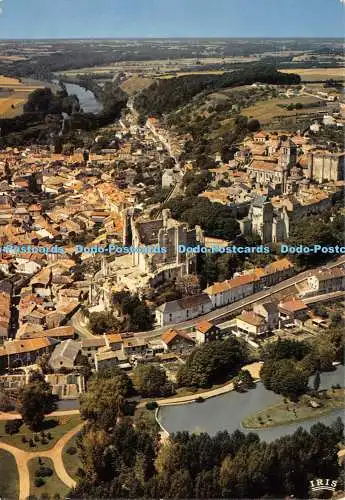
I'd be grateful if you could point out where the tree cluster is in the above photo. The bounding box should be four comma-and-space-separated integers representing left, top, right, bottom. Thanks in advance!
133, 365, 174, 398
177, 338, 248, 388
165, 196, 239, 241
260, 337, 341, 400
88, 291, 153, 334
72, 419, 344, 499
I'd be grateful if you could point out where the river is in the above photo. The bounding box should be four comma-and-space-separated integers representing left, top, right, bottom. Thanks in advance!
158, 365, 345, 442
63, 82, 102, 114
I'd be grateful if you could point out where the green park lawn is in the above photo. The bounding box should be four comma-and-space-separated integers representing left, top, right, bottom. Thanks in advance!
62, 433, 83, 482
29, 457, 70, 498
0, 449, 19, 499
242, 389, 345, 429
0, 415, 81, 451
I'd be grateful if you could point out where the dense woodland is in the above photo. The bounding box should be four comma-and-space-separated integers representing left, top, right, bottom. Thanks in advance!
134, 65, 301, 118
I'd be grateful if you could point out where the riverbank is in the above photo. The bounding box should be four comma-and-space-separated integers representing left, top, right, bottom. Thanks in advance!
242, 389, 345, 430
139, 362, 262, 408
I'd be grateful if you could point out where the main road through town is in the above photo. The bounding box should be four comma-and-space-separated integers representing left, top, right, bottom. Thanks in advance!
72, 255, 345, 340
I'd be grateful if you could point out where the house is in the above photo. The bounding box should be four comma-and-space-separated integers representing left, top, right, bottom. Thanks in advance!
94, 348, 129, 372
278, 297, 309, 327
0, 337, 56, 370
49, 339, 81, 371
261, 258, 295, 287
155, 293, 213, 327
30, 268, 52, 297
253, 131, 266, 144
236, 311, 267, 338
122, 338, 148, 356
307, 267, 345, 294
105, 333, 123, 351
21, 326, 75, 341
0, 289, 11, 342
81, 337, 106, 365
161, 329, 195, 351
194, 320, 222, 344
204, 273, 259, 309
253, 302, 279, 330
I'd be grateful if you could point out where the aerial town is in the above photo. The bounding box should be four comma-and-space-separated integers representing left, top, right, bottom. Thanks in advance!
0, 4, 344, 500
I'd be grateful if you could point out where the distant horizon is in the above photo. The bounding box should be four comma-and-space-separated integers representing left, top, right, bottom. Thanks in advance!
0, 0, 343, 39
0, 36, 343, 42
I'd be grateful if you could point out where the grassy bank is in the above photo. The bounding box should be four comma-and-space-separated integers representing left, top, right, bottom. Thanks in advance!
28, 457, 70, 498
242, 389, 344, 429
62, 433, 82, 482
0, 449, 19, 499
0, 415, 81, 451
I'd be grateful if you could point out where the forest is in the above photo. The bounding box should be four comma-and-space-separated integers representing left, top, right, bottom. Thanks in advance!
134, 65, 301, 118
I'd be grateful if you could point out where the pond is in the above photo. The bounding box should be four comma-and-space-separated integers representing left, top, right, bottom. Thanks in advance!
158, 365, 344, 442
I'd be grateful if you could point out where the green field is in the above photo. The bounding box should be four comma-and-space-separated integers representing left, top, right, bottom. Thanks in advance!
243, 95, 328, 124
28, 457, 70, 498
0, 449, 19, 500
0, 415, 81, 452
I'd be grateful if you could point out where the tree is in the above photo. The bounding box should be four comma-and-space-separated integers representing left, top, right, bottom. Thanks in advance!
133, 365, 173, 397
88, 311, 119, 335
261, 359, 308, 400
17, 374, 56, 431
95, 365, 133, 395
0, 391, 14, 412
313, 371, 321, 392
261, 339, 311, 363
79, 377, 125, 430
247, 119, 261, 132
177, 338, 248, 388
330, 312, 342, 327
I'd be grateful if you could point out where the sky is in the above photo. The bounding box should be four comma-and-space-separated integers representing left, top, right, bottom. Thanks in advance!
0, 0, 344, 39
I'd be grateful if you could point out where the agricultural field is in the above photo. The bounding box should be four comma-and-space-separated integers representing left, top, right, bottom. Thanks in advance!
120, 76, 155, 95
159, 70, 226, 79
242, 94, 328, 124
281, 67, 345, 81
58, 55, 258, 78
0, 75, 50, 118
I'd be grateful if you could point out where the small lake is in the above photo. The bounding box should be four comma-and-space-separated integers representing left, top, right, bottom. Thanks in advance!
158, 365, 345, 442
63, 82, 102, 114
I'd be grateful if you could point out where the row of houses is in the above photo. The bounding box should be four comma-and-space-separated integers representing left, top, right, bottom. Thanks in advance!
155, 258, 295, 326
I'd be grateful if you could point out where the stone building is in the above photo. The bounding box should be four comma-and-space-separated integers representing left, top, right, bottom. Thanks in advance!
130, 209, 203, 284
239, 196, 289, 244
247, 138, 298, 195
307, 151, 345, 183
89, 209, 204, 302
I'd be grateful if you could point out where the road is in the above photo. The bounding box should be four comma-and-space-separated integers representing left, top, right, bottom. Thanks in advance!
303, 290, 345, 304
0, 409, 80, 421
